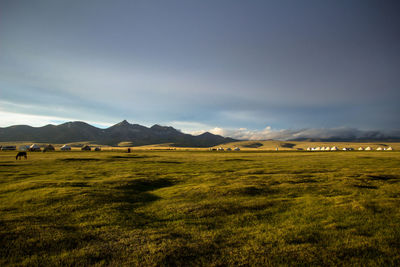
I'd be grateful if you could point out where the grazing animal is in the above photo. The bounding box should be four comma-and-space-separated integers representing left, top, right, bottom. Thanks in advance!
16, 151, 27, 160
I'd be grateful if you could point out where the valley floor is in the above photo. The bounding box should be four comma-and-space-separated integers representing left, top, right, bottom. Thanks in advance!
1, 150, 400, 266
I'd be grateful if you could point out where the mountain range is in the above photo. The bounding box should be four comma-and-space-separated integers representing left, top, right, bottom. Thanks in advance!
0, 120, 236, 147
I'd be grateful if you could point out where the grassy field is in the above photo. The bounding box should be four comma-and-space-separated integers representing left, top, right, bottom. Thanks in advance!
1, 150, 400, 266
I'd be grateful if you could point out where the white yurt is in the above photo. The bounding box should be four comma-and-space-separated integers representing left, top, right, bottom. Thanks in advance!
306, 147, 311, 151
376, 147, 383, 151
365, 147, 371, 151
234, 147, 240, 151
324, 147, 330, 151
217, 147, 224, 151
387, 147, 393, 150
358, 147, 364, 150
331, 146, 338, 151
315, 147, 321, 151
29, 144, 41, 151
61, 144, 71, 151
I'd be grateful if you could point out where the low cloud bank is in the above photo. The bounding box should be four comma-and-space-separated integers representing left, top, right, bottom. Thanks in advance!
205, 126, 400, 141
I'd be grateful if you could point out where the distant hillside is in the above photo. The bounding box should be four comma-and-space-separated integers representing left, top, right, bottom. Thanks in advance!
0, 120, 236, 147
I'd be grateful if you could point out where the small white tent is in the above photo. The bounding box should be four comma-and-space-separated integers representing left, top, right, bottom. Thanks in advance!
365, 147, 371, 151
387, 147, 393, 151
376, 147, 383, 151
331, 146, 338, 151
29, 144, 41, 151
315, 147, 321, 151
358, 147, 364, 151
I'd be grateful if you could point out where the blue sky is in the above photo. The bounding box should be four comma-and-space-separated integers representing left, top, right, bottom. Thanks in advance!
1, 0, 399, 138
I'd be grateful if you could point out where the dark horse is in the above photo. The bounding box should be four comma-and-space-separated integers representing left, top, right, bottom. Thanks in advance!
16, 151, 27, 160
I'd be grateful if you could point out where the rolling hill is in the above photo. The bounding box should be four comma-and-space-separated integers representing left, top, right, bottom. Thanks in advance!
0, 120, 235, 147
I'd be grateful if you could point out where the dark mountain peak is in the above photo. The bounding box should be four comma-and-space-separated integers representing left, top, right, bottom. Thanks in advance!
108, 120, 132, 129
150, 124, 178, 131
61, 121, 94, 127
198, 131, 215, 137
5, 124, 34, 130
42, 124, 56, 129
112, 120, 130, 127
116, 120, 130, 126
151, 124, 164, 129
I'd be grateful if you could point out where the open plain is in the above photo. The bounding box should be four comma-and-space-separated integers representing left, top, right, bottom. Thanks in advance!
1, 149, 400, 266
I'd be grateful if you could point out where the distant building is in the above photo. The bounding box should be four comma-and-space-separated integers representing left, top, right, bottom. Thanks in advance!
61, 144, 71, 151
29, 144, 41, 151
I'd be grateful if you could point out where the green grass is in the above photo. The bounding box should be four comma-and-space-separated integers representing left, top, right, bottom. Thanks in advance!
1, 150, 400, 266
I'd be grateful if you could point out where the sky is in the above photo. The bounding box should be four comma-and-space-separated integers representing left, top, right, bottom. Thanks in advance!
1, 0, 399, 139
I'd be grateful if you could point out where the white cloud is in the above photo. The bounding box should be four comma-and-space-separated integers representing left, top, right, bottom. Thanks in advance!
0, 111, 112, 128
